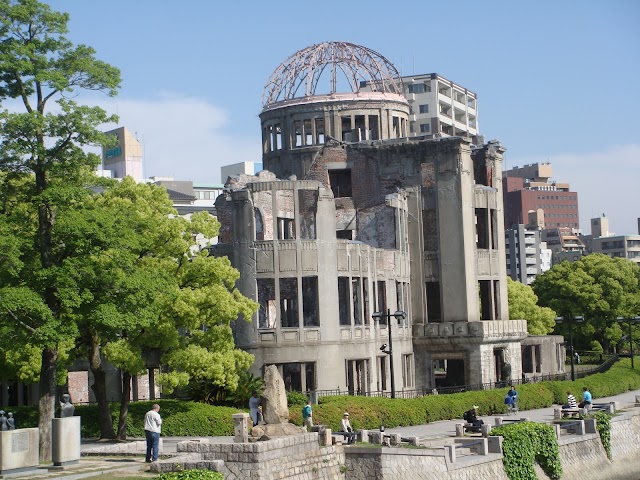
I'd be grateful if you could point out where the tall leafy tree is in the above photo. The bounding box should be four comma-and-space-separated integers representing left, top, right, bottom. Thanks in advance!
507, 277, 556, 335
0, 0, 120, 459
532, 254, 640, 351
57, 178, 257, 439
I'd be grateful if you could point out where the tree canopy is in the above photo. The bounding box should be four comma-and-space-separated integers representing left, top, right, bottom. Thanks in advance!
507, 277, 556, 335
532, 254, 640, 352
0, 0, 120, 459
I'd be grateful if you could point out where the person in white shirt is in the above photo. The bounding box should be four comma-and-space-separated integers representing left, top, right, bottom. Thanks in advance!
341, 412, 355, 444
144, 404, 162, 462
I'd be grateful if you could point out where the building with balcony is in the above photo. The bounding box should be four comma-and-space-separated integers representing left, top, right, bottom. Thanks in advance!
361, 73, 479, 142
503, 163, 580, 230
541, 227, 586, 264
213, 42, 532, 395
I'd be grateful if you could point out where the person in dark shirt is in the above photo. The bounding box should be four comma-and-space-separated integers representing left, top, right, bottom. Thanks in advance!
463, 405, 484, 433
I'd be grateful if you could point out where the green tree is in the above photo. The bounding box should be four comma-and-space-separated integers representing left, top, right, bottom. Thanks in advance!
56, 178, 257, 439
532, 254, 640, 351
0, 0, 120, 459
507, 277, 556, 335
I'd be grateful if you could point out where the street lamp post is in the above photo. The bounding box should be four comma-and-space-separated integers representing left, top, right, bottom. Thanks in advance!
616, 316, 640, 369
555, 315, 584, 381
372, 309, 406, 399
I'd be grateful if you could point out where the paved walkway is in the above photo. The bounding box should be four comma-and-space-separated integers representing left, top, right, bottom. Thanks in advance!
10, 389, 640, 479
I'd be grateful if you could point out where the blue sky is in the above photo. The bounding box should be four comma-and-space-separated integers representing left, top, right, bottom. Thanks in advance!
47, 0, 640, 235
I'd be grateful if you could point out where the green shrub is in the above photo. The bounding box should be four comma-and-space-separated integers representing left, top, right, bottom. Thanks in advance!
286, 391, 308, 407
491, 422, 562, 480
158, 470, 223, 480
592, 411, 612, 459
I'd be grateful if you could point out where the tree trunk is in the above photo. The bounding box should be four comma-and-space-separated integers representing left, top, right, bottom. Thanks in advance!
38, 346, 58, 462
116, 372, 132, 440
88, 337, 116, 439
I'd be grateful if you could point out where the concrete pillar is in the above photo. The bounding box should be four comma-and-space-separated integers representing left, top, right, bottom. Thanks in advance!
477, 438, 488, 455
445, 444, 456, 463
607, 402, 615, 414
584, 418, 597, 434
488, 436, 503, 454
407, 437, 419, 446
232, 413, 249, 443
553, 424, 561, 439
455, 424, 464, 437
368, 432, 382, 444
52, 417, 81, 466
575, 420, 586, 436
495, 417, 503, 426
481, 424, 491, 437
389, 433, 401, 446
321, 428, 332, 446
359, 429, 369, 443
554, 408, 562, 420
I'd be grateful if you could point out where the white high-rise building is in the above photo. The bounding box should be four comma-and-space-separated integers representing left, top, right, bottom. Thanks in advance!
362, 73, 479, 141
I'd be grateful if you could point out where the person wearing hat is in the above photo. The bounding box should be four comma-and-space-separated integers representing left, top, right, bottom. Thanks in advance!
340, 412, 355, 444
463, 405, 484, 433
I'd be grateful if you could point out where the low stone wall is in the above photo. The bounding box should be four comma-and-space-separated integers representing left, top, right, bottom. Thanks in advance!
173, 433, 345, 480
82, 439, 164, 456
344, 446, 507, 480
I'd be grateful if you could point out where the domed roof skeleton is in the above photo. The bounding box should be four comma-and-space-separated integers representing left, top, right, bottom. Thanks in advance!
262, 41, 404, 109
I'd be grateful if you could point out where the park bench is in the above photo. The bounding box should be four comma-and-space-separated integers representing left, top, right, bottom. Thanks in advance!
560, 408, 581, 418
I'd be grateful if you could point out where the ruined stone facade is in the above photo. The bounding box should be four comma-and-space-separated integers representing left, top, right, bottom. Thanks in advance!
213, 43, 530, 393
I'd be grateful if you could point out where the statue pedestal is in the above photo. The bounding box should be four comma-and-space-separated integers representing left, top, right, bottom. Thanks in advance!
0, 428, 39, 476
52, 416, 81, 467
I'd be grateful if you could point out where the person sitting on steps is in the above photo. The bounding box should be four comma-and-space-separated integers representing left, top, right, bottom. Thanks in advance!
463, 405, 484, 433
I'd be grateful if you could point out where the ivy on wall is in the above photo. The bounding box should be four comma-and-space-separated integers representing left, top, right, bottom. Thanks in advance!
491, 422, 562, 480
592, 411, 612, 460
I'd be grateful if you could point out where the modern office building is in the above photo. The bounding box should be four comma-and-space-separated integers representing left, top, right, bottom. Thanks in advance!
541, 227, 586, 264
503, 163, 579, 230
587, 216, 640, 267
213, 42, 537, 395
101, 126, 144, 182
505, 226, 548, 284
362, 72, 479, 142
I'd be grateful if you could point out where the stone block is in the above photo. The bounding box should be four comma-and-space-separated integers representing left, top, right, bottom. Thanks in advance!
494, 417, 503, 426
359, 429, 369, 443
389, 433, 401, 446
477, 438, 488, 455
0, 428, 39, 474
233, 413, 249, 443
455, 424, 464, 437
52, 416, 81, 466
481, 424, 491, 437
554, 408, 562, 420
553, 424, 561, 439
584, 418, 597, 434
368, 432, 382, 444
445, 444, 456, 463
575, 420, 586, 435
321, 428, 332, 446
487, 436, 503, 454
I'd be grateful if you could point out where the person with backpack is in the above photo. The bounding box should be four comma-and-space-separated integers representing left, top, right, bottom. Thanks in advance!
463, 405, 484, 433
302, 399, 313, 430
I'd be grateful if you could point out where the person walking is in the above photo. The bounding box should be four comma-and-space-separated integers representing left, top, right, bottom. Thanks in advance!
144, 404, 162, 463
249, 391, 261, 427
302, 399, 313, 430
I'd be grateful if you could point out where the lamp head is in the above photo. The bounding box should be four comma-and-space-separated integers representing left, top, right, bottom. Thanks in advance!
380, 344, 388, 352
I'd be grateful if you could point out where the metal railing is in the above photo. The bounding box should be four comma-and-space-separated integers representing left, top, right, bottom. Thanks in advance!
299, 355, 619, 401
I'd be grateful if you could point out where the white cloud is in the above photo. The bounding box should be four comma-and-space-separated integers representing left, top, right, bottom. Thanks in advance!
509, 144, 640, 236
93, 93, 262, 184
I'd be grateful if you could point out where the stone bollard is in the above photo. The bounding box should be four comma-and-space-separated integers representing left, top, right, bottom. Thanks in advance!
553, 424, 561, 439
477, 438, 489, 455
455, 424, 464, 437
389, 433, 401, 446
584, 418, 597, 434
481, 424, 491, 437
554, 408, 562, 420
445, 444, 456, 463
407, 437, 420, 446
575, 420, 586, 435
320, 428, 332, 446
494, 417, 503, 426
488, 436, 503, 454
232, 413, 249, 443
607, 402, 615, 414
359, 429, 369, 443
520, 417, 530, 422
635, 394, 640, 407
368, 432, 382, 444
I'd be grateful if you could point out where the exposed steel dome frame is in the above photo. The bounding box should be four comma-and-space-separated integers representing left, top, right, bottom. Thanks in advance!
262, 41, 403, 109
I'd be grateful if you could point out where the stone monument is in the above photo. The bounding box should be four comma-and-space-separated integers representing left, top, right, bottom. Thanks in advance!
249, 365, 305, 438
52, 394, 81, 467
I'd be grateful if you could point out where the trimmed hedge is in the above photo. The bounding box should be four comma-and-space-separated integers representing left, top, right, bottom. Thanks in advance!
3, 359, 639, 437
